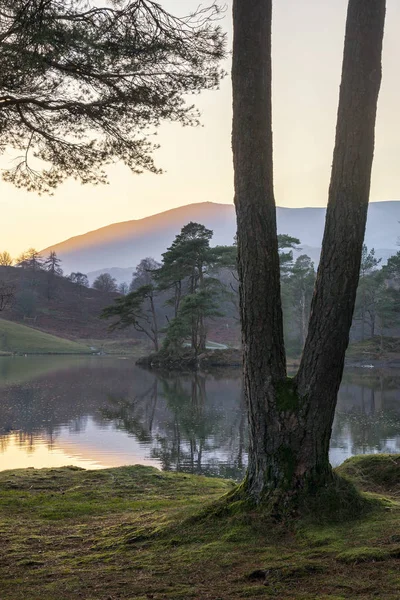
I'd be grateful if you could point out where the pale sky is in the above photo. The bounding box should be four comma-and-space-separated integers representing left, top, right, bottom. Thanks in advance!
1, 0, 400, 256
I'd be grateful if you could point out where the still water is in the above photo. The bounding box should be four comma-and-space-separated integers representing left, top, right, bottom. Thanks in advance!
0, 356, 399, 478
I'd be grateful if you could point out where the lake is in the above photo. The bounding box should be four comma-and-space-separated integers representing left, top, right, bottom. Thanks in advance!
1, 356, 399, 478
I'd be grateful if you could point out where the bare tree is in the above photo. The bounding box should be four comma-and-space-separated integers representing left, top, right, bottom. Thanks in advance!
118, 282, 129, 296
69, 272, 89, 297
130, 258, 161, 292
15, 248, 43, 271
93, 273, 118, 293
0, 251, 13, 267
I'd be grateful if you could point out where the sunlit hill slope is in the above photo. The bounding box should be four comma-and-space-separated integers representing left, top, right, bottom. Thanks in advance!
42, 201, 400, 283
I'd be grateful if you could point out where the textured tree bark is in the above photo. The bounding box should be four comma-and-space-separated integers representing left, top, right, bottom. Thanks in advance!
232, 0, 386, 504
232, 0, 287, 500
294, 0, 386, 485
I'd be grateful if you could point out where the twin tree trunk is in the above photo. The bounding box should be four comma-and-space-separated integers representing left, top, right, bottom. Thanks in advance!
232, 0, 386, 502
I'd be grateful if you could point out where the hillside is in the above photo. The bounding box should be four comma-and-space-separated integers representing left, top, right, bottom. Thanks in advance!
41, 201, 400, 281
0, 265, 240, 351
42, 202, 237, 277
0, 265, 127, 342
0, 319, 91, 354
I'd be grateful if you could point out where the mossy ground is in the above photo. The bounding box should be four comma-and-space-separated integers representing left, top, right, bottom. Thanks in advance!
1, 457, 400, 599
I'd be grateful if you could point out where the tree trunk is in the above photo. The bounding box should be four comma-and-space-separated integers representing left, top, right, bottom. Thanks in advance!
198, 264, 207, 352
379, 318, 384, 354
149, 294, 159, 352
370, 309, 376, 337
300, 288, 307, 348
175, 281, 182, 318
361, 291, 366, 341
295, 0, 385, 482
232, 0, 385, 504
232, 0, 287, 500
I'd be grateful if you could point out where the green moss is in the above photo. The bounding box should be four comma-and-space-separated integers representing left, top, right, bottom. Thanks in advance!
1, 456, 400, 599
298, 471, 378, 524
239, 585, 269, 597
337, 547, 389, 563
277, 445, 296, 485
337, 454, 400, 496
275, 377, 299, 412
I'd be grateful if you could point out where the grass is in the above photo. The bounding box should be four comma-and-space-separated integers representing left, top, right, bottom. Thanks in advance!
1, 455, 400, 599
0, 318, 92, 354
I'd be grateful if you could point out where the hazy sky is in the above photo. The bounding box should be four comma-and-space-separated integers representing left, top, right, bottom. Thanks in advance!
1, 0, 400, 256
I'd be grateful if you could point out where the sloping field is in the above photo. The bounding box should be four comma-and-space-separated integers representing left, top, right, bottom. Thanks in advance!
0, 319, 92, 354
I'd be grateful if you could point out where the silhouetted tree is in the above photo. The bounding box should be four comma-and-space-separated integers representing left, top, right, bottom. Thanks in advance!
69, 272, 89, 297
130, 258, 161, 292
0, 0, 225, 192
383, 251, 400, 283
16, 248, 43, 271
286, 255, 316, 349
163, 288, 223, 355
118, 282, 129, 296
102, 284, 160, 352
156, 222, 221, 351
0, 251, 13, 267
43, 251, 63, 299
44, 252, 63, 276
93, 273, 118, 293
355, 246, 382, 340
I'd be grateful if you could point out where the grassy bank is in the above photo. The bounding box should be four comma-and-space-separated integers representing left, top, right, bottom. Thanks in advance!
0, 318, 92, 354
1, 455, 400, 599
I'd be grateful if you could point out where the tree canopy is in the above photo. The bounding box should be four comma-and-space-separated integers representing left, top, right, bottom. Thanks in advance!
0, 0, 226, 192
93, 272, 118, 293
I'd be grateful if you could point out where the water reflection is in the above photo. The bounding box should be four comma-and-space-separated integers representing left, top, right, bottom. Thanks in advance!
331, 370, 400, 464
0, 357, 400, 476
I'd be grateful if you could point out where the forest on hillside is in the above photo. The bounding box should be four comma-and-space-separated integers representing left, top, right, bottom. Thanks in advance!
1, 221, 399, 355
101, 221, 400, 356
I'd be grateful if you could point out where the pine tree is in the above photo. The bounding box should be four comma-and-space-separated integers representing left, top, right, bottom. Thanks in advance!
0, 1, 225, 192
232, 0, 385, 507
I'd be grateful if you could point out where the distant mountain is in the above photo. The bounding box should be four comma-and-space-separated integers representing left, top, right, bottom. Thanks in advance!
42, 201, 400, 281
42, 202, 236, 277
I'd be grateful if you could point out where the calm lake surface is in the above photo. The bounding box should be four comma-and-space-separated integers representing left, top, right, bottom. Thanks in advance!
1, 356, 400, 478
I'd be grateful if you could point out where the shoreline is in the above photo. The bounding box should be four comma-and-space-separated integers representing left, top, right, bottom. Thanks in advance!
136, 348, 400, 372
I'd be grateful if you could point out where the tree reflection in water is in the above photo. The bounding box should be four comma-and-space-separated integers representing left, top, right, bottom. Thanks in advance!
1, 357, 400, 475
333, 370, 400, 458
101, 370, 247, 479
